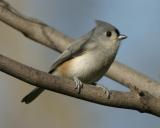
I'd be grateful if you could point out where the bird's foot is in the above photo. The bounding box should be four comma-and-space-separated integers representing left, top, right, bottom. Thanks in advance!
96, 84, 109, 98
74, 77, 83, 93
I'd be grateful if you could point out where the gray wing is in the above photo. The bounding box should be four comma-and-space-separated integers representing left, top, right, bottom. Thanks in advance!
48, 30, 93, 73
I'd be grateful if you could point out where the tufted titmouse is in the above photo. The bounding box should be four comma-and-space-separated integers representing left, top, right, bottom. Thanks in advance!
22, 20, 127, 104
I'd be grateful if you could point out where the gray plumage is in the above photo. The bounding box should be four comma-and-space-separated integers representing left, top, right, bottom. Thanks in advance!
21, 20, 126, 104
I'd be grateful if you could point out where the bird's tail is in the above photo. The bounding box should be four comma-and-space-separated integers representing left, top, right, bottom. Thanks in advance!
21, 87, 44, 104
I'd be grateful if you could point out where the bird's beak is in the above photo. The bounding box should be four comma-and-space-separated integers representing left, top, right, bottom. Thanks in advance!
118, 34, 127, 40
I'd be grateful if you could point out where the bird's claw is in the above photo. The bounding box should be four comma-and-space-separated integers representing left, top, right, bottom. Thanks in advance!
96, 84, 109, 97
74, 77, 83, 93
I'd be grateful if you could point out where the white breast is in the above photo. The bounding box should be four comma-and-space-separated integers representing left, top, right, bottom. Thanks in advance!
67, 50, 108, 83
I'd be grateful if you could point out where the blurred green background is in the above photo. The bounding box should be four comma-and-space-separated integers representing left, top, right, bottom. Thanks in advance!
0, 0, 160, 128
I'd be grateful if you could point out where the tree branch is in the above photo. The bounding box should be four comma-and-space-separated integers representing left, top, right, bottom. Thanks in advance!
0, 0, 160, 98
106, 61, 160, 97
1, 54, 160, 117
0, 0, 160, 117
0, 0, 72, 52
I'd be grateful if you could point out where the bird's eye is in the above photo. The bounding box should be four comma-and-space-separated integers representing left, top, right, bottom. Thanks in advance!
106, 31, 112, 37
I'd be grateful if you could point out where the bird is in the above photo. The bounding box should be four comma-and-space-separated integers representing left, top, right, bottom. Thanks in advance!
21, 20, 127, 104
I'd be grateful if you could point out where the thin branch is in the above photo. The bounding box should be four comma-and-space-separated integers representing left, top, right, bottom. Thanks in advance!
0, 0, 160, 97
106, 61, 160, 97
1, 54, 160, 117
0, 0, 72, 52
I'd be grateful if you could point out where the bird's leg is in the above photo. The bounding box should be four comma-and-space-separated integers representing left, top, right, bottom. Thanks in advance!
92, 83, 109, 97
74, 77, 83, 93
